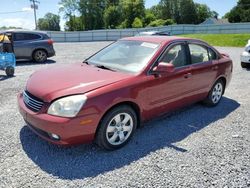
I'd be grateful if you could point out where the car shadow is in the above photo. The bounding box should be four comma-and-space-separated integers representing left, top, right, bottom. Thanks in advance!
20, 97, 240, 180
0, 74, 15, 81
16, 59, 56, 66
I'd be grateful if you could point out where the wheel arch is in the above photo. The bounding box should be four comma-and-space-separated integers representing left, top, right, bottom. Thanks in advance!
216, 76, 227, 94
94, 101, 141, 139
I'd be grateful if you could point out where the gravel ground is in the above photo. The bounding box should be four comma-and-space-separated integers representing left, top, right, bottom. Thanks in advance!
0, 42, 249, 188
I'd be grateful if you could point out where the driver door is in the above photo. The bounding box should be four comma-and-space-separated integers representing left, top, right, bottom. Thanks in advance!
140, 42, 195, 119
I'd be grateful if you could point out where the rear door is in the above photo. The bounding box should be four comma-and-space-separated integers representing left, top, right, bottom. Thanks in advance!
13, 32, 42, 58
187, 43, 219, 97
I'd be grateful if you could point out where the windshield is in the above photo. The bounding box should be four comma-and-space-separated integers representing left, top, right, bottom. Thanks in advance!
87, 40, 160, 73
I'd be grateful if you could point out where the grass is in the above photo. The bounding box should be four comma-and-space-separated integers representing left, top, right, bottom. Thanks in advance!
180, 33, 250, 47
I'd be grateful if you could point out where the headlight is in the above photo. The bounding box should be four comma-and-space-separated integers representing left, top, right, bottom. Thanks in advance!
48, 95, 87, 117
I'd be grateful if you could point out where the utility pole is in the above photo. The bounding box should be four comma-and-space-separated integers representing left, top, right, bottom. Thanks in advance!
30, 0, 40, 30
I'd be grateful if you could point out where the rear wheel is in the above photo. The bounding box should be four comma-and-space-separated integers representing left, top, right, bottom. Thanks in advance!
5, 66, 14, 77
96, 105, 137, 150
241, 62, 247, 68
33, 50, 47, 63
203, 79, 224, 107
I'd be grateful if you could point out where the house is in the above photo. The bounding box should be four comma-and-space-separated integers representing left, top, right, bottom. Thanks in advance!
200, 18, 229, 25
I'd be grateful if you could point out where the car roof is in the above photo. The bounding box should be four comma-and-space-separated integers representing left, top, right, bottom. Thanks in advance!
121, 36, 207, 46
4, 30, 48, 35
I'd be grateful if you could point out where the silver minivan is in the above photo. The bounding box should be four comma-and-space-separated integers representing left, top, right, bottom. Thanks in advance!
5, 30, 55, 63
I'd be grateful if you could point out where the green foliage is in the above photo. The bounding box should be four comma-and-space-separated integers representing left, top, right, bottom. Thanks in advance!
226, 0, 250, 23
0, 26, 22, 30
181, 34, 250, 47
38, 13, 60, 31
149, 5, 162, 19
65, 16, 84, 31
179, 0, 197, 24
148, 19, 175, 27
119, 0, 145, 28
158, 0, 215, 24
132, 17, 143, 28
58, 0, 219, 31
195, 3, 218, 24
143, 9, 156, 26
78, 0, 105, 30
104, 5, 121, 29
59, 0, 81, 31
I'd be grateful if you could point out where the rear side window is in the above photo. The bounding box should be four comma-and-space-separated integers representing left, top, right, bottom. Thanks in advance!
160, 44, 187, 68
189, 44, 209, 64
14, 33, 42, 41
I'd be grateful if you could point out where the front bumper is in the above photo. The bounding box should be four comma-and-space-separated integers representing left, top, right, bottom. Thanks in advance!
18, 93, 99, 146
241, 51, 250, 63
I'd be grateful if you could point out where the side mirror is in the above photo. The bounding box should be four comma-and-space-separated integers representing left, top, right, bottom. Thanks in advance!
153, 62, 175, 74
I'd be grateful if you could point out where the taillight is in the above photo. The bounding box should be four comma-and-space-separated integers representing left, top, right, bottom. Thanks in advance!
47, 39, 54, 45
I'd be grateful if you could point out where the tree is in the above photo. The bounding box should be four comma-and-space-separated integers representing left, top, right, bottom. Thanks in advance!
195, 3, 218, 24
132, 17, 143, 28
149, 5, 162, 19
65, 16, 84, 31
59, 0, 82, 31
143, 9, 156, 26
78, 0, 105, 30
159, 0, 181, 23
38, 13, 60, 31
179, 0, 197, 24
147, 19, 175, 27
119, 0, 145, 28
225, 0, 250, 22
104, 5, 121, 29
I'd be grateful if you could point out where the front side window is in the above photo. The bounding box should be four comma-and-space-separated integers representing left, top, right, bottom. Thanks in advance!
208, 48, 218, 60
14, 33, 41, 41
160, 44, 187, 68
189, 44, 209, 64
87, 40, 160, 73
14, 33, 25, 41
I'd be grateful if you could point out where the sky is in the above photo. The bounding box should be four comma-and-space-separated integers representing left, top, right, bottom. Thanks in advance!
0, 0, 237, 30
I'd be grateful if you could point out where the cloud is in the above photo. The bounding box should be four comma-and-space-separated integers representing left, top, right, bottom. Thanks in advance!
22, 7, 33, 12
0, 18, 35, 30
57, 4, 64, 9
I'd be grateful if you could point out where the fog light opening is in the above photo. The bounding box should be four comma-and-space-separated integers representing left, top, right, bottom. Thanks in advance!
49, 133, 60, 141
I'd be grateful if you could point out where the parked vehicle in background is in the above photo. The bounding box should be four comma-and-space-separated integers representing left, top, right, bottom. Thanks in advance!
0, 32, 16, 76
241, 40, 250, 68
18, 36, 233, 150
136, 31, 171, 36
5, 30, 55, 63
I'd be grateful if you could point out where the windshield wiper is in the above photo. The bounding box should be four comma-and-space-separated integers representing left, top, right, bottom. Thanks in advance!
95, 64, 116, 71
82, 60, 89, 65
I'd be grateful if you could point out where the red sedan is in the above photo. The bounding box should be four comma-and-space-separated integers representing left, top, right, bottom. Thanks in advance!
18, 36, 233, 150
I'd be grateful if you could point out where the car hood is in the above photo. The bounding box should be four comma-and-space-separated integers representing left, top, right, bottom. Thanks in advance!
26, 63, 133, 101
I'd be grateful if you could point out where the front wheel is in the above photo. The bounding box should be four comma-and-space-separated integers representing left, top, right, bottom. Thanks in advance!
33, 50, 47, 63
96, 105, 137, 150
203, 79, 224, 107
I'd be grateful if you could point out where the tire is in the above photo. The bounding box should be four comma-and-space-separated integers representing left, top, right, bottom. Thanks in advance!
5, 66, 14, 77
96, 105, 137, 150
241, 62, 247, 68
203, 79, 225, 107
33, 50, 47, 63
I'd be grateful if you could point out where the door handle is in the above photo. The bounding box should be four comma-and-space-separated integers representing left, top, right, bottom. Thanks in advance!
212, 66, 218, 70
184, 73, 192, 79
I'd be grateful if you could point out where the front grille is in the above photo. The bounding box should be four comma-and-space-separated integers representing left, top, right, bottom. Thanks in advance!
23, 91, 44, 112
